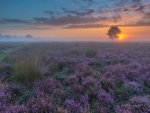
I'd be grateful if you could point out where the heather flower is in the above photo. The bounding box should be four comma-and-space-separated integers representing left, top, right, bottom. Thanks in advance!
34, 77, 61, 95
100, 77, 116, 91
0, 102, 8, 111
75, 66, 94, 78
0, 63, 13, 75
0, 86, 12, 104
5, 84, 21, 97
66, 75, 78, 85
96, 107, 107, 113
57, 106, 68, 113
65, 99, 83, 113
103, 65, 128, 83
115, 105, 132, 113
26, 92, 57, 113
125, 81, 143, 94
80, 94, 89, 108
115, 96, 150, 113
1, 42, 150, 113
126, 70, 142, 82
7, 104, 27, 113
72, 83, 83, 93
0, 63, 13, 81
127, 96, 150, 113
129, 96, 150, 105
129, 62, 141, 69
139, 65, 150, 74
97, 90, 114, 104
82, 76, 96, 86
144, 77, 150, 87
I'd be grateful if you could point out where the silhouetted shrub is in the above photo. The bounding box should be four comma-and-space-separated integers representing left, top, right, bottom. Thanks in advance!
85, 49, 97, 58
70, 49, 80, 55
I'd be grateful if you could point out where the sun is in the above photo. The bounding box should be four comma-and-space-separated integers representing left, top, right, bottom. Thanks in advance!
119, 36, 123, 40
118, 34, 125, 40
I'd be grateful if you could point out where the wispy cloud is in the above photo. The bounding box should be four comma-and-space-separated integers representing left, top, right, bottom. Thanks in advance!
33, 15, 121, 26
0, 0, 150, 31
44, 11, 54, 15
61, 7, 95, 16
65, 24, 109, 29
0, 18, 30, 24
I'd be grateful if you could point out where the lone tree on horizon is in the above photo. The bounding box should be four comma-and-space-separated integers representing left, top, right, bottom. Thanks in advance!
107, 26, 121, 40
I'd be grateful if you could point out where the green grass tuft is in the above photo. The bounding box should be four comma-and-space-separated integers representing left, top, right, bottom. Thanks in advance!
11, 56, 43, 85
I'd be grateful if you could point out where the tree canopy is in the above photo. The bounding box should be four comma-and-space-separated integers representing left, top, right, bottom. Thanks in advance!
107, 26, 121, 40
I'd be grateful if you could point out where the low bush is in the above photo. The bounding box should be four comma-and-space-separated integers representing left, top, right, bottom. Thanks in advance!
85, 49, 97, 58
70, 49, 80, 55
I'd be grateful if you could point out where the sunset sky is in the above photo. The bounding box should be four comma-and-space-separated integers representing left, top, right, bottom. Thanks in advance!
0, 0, 150, 41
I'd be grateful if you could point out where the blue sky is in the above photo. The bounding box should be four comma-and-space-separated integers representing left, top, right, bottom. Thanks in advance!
0, 0, 150, 38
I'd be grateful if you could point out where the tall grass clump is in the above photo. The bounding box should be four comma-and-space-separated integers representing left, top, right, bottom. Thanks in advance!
85, 49, 97, 58
11, 55, 43, 85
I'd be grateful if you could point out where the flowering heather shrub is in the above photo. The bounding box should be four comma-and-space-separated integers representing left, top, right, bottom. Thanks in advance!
34, 77, 62, 95
145, 77, 150, 87
129, 96, 150, 105
115, 105, 133, 113
0, 63, 13, 81
57, 106, 68, 113
92, 101, 108, 113
0, 86, 12, 105
53, 70, 70, 82
49, 61, 59, 74
103, 64, 128, 83
96, 52, 129, 65
116, 96, 150, 113
52, 57, 77, 74
97, 90, 114, 104
115, 83, 142, 101
0, 85, 20, 111
35, 78, 64, 104
0, 103, 8, 112
65, 99, 83, 113
82, 76, 96, 86
0, 63, 13, 75
65, 75, 79, 85
71, 83, 83, 94
5, 84, 21, 98
75, 67, 94, 78
7, 104, 27, 113
126, 70, 142, 82
79, 94, 90, 109
128, 62, 141, 69
139, 65, 150, 74
56, 57, 77, 68
6, 92, 57, 113
100, 77, 116, 91
0, 84, 22, 110
2, 42, 150, 113
125, 81, 143, 94
26, 92, 57, 113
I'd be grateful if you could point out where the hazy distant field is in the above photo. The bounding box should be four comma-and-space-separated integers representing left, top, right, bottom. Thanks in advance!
1, 42, 150, 113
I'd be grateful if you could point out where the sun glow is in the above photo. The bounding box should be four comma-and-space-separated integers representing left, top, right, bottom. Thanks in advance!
118, 34, 125, 40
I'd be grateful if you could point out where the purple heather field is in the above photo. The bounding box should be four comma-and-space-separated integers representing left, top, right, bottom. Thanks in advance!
0, 42, 150, 113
